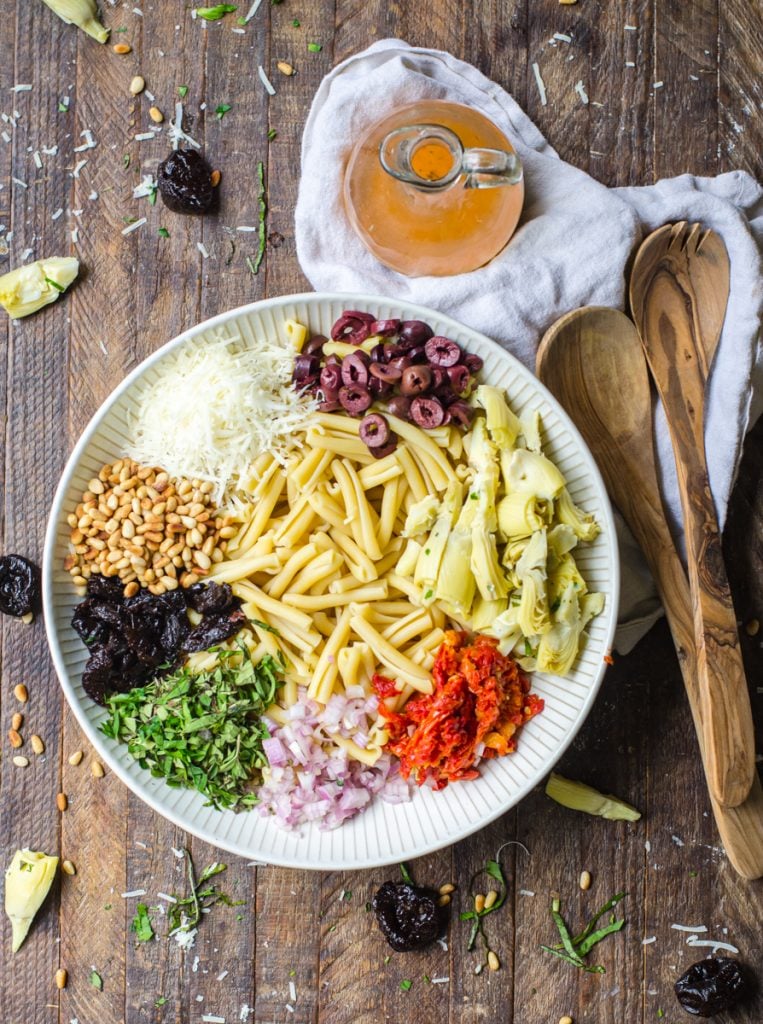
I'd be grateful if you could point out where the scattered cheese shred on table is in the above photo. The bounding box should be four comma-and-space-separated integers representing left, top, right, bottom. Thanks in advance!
125, 330, 316, 501
532, 62, 547, 105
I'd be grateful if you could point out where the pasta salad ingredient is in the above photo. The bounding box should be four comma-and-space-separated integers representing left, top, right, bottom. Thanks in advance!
39, 0, 109, 43
72, 576, 245, 704
101, 646, 282, 810
0, 256, 78, 319
378, 631, 543, 788
256, 687, 409, 830
292, 311, 480, 450
541, 890, 627, 973
373, 880, 445, 952
64, 460, 234, 597
0, 555, 41, 618
158, 148, 216, 214
674, 957, 750, 1017
545, 772, 642, 821
125, 331, 316, 500
4, 849, 59, 953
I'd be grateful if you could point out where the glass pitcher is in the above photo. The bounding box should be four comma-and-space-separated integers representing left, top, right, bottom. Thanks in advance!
343, 100, 524, 277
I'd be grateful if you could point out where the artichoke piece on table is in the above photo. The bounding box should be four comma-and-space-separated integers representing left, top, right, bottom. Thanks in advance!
546, 772, 641, 821
40, 0, 109, 42
5, 849, 59, 952
0, 257, 79, 319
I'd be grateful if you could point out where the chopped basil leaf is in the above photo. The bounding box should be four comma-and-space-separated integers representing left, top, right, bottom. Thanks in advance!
267, 128, 277, 140
215, 103, 232, 120
307, 42, 322, 52
131, 903, 155, 943
196, 4, 238, 20
178, 85, 189, 98
158, 227, 170, 238
89, 970, 103, 990
400, 979, 412, 991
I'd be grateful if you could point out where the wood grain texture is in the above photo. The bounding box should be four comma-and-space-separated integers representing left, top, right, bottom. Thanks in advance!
0, 3, 761, 1024
630, 223, 755, 809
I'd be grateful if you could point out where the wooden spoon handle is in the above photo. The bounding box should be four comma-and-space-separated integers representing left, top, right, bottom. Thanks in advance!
636, 271, 755, 808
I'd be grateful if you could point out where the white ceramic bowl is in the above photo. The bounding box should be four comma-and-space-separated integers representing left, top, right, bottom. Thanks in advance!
43, 292, 619, 870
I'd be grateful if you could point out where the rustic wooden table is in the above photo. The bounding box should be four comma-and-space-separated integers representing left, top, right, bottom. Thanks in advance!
1, 2, 761, 1022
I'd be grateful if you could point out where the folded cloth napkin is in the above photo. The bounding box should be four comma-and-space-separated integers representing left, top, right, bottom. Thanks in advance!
295, 39, 763, 653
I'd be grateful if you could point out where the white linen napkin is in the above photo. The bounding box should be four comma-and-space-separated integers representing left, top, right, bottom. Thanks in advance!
295, 39, 763, 653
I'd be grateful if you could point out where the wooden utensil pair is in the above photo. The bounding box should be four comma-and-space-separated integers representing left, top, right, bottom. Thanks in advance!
537, 222, 762, 879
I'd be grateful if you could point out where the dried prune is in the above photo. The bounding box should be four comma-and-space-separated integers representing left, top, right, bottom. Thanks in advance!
372, 881, 443, 952
674, 957, 750, 1017
72, 579, 244, 704
0, 554, 41, 618
158, 148, 215, 214
182, 608, 247, 654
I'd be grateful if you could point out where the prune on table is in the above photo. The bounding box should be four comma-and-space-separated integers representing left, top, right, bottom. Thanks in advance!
372, 881, 444, 952
157, 148, 215, 214
674, 957, 750, 1017
0, 554, 41, 618
72, 578, 245, 704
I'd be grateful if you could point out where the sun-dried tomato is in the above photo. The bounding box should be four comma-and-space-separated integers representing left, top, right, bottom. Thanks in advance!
380, 630, 544, 789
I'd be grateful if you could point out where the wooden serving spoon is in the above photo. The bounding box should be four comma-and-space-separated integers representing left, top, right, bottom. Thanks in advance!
537, 306, 763, 879
630, 222, 755, 809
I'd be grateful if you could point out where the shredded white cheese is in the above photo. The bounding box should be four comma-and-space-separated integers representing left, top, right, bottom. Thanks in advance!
532, 62, 547, 106
134, 131, 155, 142
519, 889, 536, 897
201, 1017, 226, 1023
169, 101, 201, 150
245, 0, 264, 21
122, 217, 147, 236
574, 80, 589, 104
217, 970, 229, 982
197, 241, 210, 259
686, 936, 739, 954
671, 923, 707, 932
33, 150, 42, 168
258, 65, 276, 96
642, 936, 657, 945
157, 892, 178, 903
51, 208, 64, 220
431, 976, 449, 984
625, 62, 636, 68
12, 177, 27, 188
11, 84, 32, 92
653, 81, 664, 89
288, 980, 296, 1001
132, 175, 157, 199
121, 889, 148, 898
125, 330, 316, 501
553, 32, 572, 42
72, 159, 88, 178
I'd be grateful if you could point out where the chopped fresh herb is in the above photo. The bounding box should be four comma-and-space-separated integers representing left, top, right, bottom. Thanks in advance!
158, 227, 170, 238
252, 160, 267, 273
689, 870, 698, 878
328, 923, 336, 932
400, 979, 412, 992
460, 852, 508, 956
44, 276, 65, 292
19, 860, 33, 872
155, 996, 167, 1007
236, 15, 247, 24
131, 902, 155, 943
540, 891, 626, 973
657, 1012, 664, 1020
307, 42, 322, 52
288, 969, 296, 977
104, 903, 112, 910
101, 646, 283, 811
123, 216, 138, 225
148, 186, 158, 206
343, 891, 352, 902
423, 974, 431, 983
424, 589, 433, 600
215, 103, 233, 120
245, 255, 257, 275
399, 862, 413, 884
58, 102, 69, 112
523, 638, 533, 657
168, 850, 243, 939
550, 596, 561, 612
365, 901, 372, 912
115, 26, 128, 32
89, 970, 103, 991
236, 913, 245, 921
267, 128, 277, 141
383, 955, 390, 965
292, 18, 300, 27
123, 154, 131, 170
424, 548, 431, 556
178, 85, 189, 98
195, 4, 238, 20
470, 492, 478, 500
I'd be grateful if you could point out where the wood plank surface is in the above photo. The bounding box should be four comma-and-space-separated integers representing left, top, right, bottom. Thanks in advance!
0, 2, 761, 1023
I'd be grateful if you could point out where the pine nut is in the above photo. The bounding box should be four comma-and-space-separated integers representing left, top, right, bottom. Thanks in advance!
62, 859, 76, 876
559, 1017, 574, 1024
746, 618, 760, 636
8, 729, 22, 748
129, 75, 145, 95
438, 883, 455, 895
148, 106, 164, 123
113, 42, 132, 54
31, 735, 45, 755
13, 755, 29, 767
487, 950, 500, 971
88, 477, 105, 494
11, 712, 23, 731
437, 893, 451, 906
57, 792, 69, 811
56, 968, 68, 989
68, 750, 84, 766
193, 550, 211, 570
484, 889, 499, 910
474, 893, 486, 913
124, 581, 140, 598
277, 60, 296, 75
21, 611, 33, 625
91, 760, 105, 778
211, 169, 221, 187
579, 870, 592, 891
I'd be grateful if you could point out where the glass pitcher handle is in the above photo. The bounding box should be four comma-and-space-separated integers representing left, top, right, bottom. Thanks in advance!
461, 148, 523, 189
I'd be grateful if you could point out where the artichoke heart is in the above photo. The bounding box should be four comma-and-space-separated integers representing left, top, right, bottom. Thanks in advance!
5, 849, 59, 952
0, 257, 79, 319
40, 0, 109, 43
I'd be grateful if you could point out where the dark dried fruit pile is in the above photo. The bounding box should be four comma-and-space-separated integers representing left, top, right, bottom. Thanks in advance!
674, 956, 750, 1017
158, 148, 215, 214
292, 311, 483, 457
0, 554, 41, 618
372, 881, 444, 952
71, 575, 246, 704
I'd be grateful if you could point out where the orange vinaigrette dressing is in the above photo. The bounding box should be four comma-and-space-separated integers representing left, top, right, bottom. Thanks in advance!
343, 100, 524, 277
